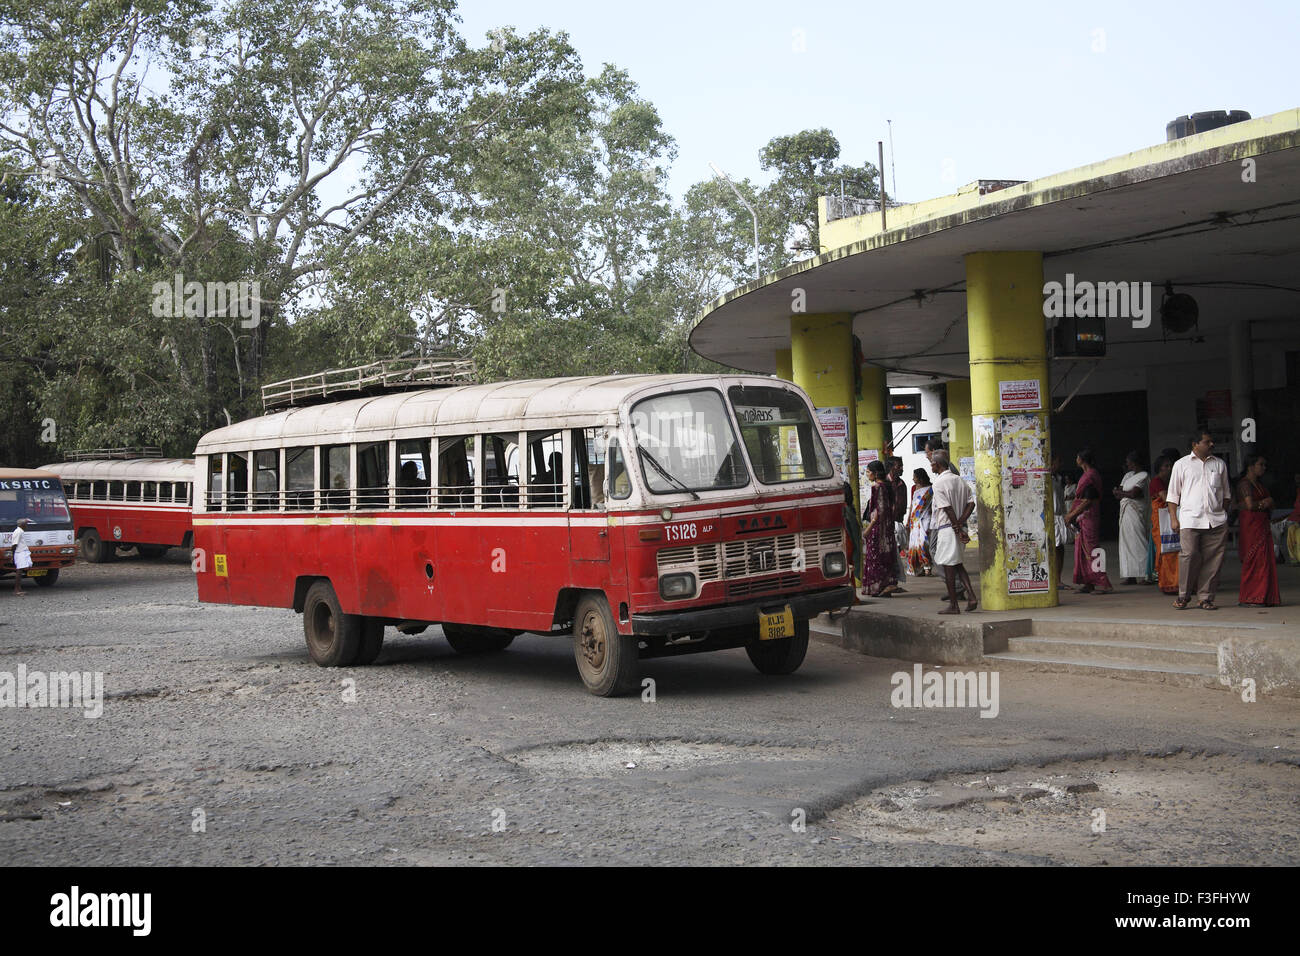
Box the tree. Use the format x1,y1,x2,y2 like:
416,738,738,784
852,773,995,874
759,128,880,258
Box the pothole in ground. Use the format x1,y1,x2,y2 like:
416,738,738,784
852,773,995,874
825,752,1300,865
506,739,820,777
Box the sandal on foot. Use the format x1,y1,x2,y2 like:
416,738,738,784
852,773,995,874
1173,597,1190,610
1199,600,1218,611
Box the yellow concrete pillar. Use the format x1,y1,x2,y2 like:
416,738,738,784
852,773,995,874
945,380,973,465
855,365,889,468
790,314,858,507
965,251,1055,611
774,349,793,382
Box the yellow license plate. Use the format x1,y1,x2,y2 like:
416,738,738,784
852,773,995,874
26,569,47,577
758,606,794,641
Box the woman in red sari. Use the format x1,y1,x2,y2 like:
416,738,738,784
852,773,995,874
1064,449,1113,593
860,460,901,597
1148,456,1179,594
1237,454,1281,607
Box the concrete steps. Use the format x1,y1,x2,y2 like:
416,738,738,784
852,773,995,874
982,618,1231,689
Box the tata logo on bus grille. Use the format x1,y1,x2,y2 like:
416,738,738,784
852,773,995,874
736,513,788,535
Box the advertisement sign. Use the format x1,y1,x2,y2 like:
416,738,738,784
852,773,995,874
815,406,851,481
998,379,1042,412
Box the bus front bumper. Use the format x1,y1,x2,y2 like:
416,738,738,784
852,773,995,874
630,585,854,637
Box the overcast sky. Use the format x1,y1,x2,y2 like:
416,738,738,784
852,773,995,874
458,0,1299,205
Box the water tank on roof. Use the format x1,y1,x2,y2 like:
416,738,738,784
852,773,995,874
1166,110,1252,141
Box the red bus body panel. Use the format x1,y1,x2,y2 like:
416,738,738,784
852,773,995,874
70,503,192,550
193,490,848,635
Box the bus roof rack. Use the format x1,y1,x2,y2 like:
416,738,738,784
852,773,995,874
68,447,163,460
261,356,476,411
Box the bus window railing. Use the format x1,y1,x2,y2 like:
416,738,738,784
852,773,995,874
204,481,583,512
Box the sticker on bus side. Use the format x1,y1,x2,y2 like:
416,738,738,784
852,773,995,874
214,554,228,577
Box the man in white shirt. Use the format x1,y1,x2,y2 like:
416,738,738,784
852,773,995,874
7,517,32,596
1165,431,1232,610
930,452,976,614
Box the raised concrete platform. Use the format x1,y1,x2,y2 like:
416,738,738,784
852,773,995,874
813,542,1300,697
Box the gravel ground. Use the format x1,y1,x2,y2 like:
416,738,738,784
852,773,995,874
1,554,1297,866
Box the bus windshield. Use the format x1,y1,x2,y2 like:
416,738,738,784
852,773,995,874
0,479,72,530
629,389,748,494
727,384,834,483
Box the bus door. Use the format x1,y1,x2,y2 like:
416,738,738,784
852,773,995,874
569,427,610,563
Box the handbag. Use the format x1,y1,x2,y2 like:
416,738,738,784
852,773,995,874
1158,509,1181,554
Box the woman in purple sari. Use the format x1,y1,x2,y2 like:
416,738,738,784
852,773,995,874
860,460,901,597
1064,449,1113,593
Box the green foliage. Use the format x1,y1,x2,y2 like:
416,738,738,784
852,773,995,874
0,1,874,466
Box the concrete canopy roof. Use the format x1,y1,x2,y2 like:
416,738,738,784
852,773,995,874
690,109,1300,388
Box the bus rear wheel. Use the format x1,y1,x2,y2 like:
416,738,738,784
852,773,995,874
354,619,385,665
302,580,361,667
745,619,810,675
572,595,639,697
443,623,514,654
35,569,59,587
81,530,115,563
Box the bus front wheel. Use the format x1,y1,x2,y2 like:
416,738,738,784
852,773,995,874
302,580,361,667
745,619,810,676
81,530,115,563
572,595,639,697
35,569,59,587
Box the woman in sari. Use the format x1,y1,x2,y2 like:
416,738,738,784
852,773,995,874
1065,449,1113,593
1148,456,1179,594
860,460,900,597
906,468,933,576
1237,454,1281,607
1112,451,1149,585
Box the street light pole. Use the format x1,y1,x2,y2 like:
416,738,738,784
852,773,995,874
710,162,761,281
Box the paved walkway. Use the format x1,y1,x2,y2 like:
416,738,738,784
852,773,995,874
850,539,1299,635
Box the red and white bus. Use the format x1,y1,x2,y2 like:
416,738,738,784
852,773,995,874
1,468,77,586
44,459,195,562
192,374,852,695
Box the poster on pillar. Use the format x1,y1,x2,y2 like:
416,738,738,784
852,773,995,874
998,413,1051,594
858,448,880,499
815,407,851,481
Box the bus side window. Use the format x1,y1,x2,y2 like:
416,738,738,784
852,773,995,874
526,430,563,508
110,480,124,502
285,447,313,510
571,429,594,510
227,453,249,511
93,480,107,501
254,450,278,510
321,445,349,511
482,434,519,508
357,442,389,509
397,439,432,509
607,439,631,500
435,437,471,508
175,482,189,505
206,456,224,510
125,481,141,502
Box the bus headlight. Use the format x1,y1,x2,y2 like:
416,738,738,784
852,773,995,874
822,551,847,577
659,572,696,600
60,547,76,554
